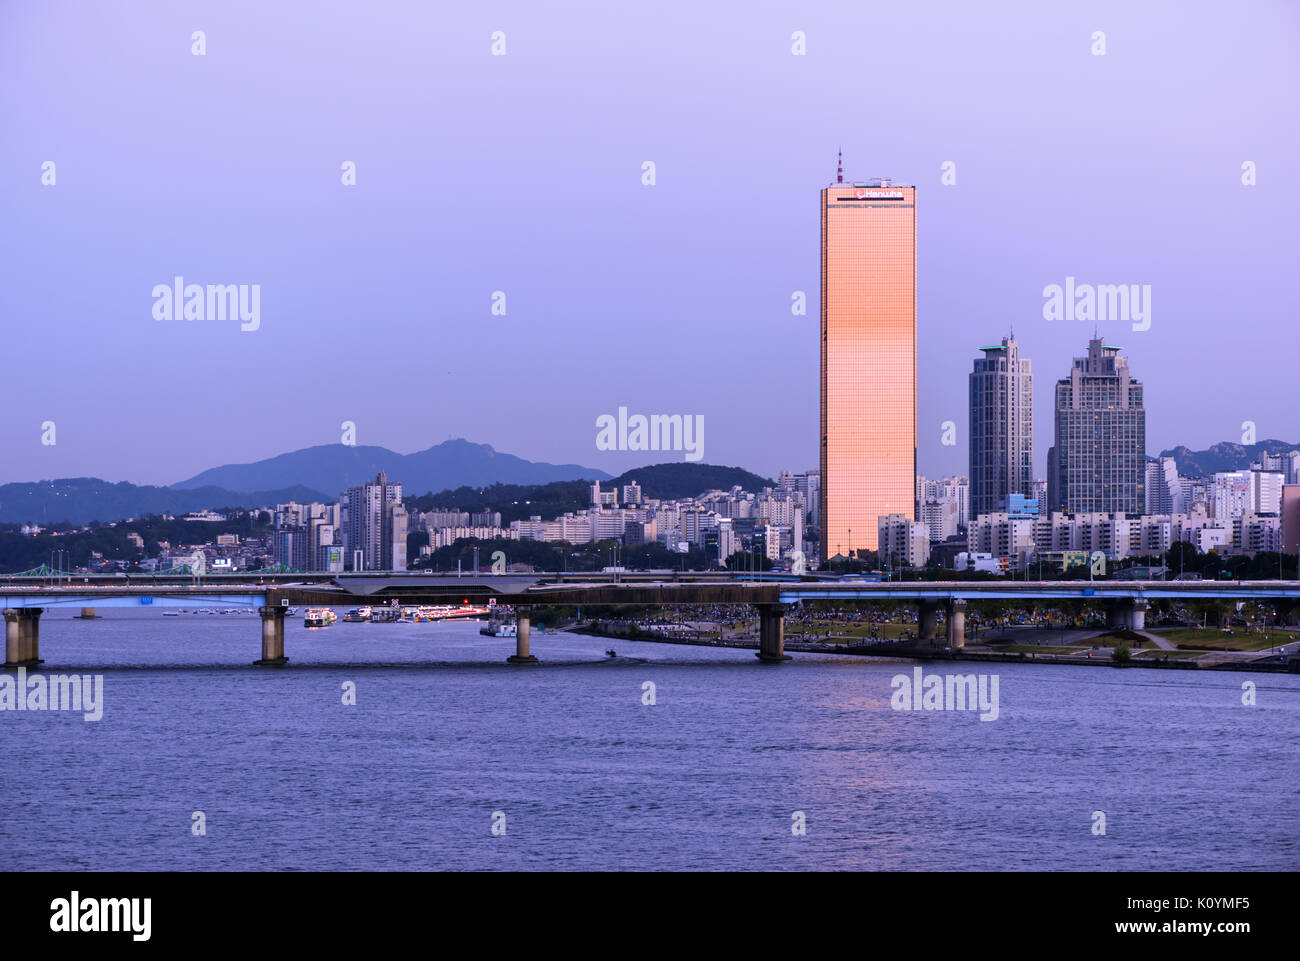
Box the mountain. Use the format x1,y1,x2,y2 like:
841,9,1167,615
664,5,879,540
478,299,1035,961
408,464,779,524
172,439,612,496
0,478,330,526
1158,439,1300,477
408,480,595,525
609,463,776,500
0,453,768,527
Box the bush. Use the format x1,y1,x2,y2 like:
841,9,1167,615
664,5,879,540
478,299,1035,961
1112,645,1131,664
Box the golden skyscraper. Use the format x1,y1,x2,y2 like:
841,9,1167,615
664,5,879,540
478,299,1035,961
819,158,917,562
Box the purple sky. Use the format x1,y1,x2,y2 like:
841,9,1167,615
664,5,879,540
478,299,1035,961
2,0,1296,487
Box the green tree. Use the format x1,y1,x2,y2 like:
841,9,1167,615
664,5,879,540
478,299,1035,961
1165,541,1199,575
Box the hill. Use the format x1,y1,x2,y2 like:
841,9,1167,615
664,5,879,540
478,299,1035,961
0,478,330,526
407,480,594,525
407,463,777,524
1158,439,1300,477
609,463,775,500
172,439,611,496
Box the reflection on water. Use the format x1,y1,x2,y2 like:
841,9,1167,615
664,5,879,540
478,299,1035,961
2,610,1297,870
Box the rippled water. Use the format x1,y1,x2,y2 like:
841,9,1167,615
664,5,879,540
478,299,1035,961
2,609,1297,871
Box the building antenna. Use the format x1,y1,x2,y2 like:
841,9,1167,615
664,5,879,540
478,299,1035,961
837,148,843,184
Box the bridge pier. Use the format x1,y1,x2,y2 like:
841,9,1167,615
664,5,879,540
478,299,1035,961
756,603,790,662
4,608,44,668
254,606,288,666
76,607,99,619
1106,599,1147,631
1129,599,1147,630
1106,603,1125,629
5,610,22,666
507,611,538,663
946,599,966,649
918,601,940,644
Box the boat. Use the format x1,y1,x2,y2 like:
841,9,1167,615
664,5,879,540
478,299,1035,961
481,619,517,637
304,608,338,628
343,606,372,623
163,611,180,616
370,607,400,623
408,604,492,622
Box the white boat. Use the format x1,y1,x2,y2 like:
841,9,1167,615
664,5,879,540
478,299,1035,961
304,608,338,628
343,606,373,622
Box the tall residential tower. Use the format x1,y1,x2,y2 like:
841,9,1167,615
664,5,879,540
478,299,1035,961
969,336,1033,520
819,158,917,561
341,472,408,572
1046,338,1146,514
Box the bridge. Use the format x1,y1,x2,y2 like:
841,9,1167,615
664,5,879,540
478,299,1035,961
3,572,1299,666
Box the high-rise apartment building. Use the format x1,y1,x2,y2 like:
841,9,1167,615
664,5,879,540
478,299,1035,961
1211,469,1285,519
273,501,339,572
819,158,917,560
1046,338,1145,514
969,336,1033,521
878,514,929,569
1145,456,1184,515
1256,450,1300,486
341,472,408,571
1282,486,1300,555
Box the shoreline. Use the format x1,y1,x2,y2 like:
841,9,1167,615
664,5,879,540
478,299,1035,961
568,624,1300,674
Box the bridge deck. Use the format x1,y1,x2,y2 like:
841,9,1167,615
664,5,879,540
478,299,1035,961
2,576,1299,610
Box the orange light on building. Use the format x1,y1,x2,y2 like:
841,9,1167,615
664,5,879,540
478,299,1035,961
819,164,917,561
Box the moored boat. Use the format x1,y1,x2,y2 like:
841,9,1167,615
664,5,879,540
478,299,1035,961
304,608,338,628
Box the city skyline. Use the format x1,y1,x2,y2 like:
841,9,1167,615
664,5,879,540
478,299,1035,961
4,0,1299,900
3,1,1296,488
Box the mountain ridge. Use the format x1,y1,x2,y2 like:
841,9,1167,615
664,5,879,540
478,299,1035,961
0,478,330,526
172,438,612,495
1157,438,1299,477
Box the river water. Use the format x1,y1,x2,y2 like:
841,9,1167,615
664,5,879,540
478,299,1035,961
2,609,1296,870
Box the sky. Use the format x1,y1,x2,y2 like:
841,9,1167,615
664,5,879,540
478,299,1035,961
1,0,1296,487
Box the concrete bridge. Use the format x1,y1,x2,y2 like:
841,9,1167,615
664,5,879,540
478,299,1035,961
3,572,1298,667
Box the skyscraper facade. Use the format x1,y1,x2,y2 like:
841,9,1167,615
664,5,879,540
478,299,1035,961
1145,455,1184,515
1047,338,1146,514
341,472,408,571
969,336,1033,521
819,162,917,561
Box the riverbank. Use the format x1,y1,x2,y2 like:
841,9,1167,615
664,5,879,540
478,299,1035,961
568,623,1300,673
